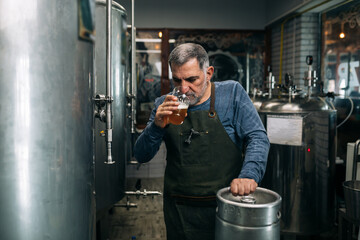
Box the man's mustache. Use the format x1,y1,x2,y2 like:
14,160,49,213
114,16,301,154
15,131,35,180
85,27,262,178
185,91,196,98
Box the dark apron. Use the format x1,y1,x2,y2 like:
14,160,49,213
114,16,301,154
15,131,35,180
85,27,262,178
163,83,243,240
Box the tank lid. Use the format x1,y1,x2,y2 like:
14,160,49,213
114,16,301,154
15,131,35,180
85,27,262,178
259,97,334,112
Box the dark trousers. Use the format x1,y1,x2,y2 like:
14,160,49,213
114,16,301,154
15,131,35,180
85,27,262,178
163,196,217,240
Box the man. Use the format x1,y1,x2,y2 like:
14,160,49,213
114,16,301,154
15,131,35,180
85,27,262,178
134,43,269,240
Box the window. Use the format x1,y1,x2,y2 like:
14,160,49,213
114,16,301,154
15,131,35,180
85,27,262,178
321,2,360,97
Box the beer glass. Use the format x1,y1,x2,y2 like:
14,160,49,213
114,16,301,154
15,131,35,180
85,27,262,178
168,86,190,125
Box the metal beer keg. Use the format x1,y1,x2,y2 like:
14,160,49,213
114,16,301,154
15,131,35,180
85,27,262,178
215,187,282,240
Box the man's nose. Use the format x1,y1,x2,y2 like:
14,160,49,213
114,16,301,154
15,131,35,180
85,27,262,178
179,81,190,93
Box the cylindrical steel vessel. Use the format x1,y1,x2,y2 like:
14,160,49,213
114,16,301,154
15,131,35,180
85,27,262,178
343,180,360,221
215,187,282,240
0,1,95,239
94,0,128,211
343,140,360,222
259,96,337,235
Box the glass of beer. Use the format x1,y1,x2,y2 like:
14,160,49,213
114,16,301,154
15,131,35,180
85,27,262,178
168,86,190,125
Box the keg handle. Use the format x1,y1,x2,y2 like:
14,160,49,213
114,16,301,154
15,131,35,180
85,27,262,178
352,139,360,180
240,195,256,204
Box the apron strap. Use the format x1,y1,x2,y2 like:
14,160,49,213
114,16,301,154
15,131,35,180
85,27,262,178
208,82,216,118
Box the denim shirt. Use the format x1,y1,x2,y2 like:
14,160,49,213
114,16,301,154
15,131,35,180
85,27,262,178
134,80,270,183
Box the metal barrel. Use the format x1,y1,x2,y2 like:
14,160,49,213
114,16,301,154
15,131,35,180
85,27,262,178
215,187,282,240
0,1,95,239
94,0,128,211
259,96,337,235
343,139,360,222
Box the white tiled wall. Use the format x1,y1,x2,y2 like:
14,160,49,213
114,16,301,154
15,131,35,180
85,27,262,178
126,141,167,178
271,13,320,88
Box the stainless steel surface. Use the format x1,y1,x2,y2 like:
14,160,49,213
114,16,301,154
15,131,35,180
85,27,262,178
94,0,128,210
343,180,360,221
215,216,281,240
346,142,360,181
105,0,114,164
246,52,250,93
304,63,318,98
0,1,95,239
215,187,281,240
124,190,162,197
250,68,273,111
259,96,337,235
251,93,268,111
265,68,275,99
343,139,360,222
130,0,137,134
352,140,360,180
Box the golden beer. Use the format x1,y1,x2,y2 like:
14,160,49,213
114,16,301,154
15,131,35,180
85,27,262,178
168,104,188,125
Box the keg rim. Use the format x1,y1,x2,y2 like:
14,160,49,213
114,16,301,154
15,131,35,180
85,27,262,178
217,187,282,208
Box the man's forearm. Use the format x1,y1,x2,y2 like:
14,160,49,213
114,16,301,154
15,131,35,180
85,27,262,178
239,131,270,183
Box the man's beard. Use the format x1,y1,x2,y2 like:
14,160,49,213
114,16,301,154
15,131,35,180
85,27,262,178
187,80,209,106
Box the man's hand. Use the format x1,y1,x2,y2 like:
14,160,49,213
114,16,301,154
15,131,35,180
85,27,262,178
230,178,258,196
154,95,179,128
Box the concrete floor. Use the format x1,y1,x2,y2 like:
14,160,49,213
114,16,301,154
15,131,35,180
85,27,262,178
109,177,166,240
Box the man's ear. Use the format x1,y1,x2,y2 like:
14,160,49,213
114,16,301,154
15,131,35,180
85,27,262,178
207,66,214,81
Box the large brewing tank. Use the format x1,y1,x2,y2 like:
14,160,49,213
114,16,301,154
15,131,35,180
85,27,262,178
0,1,95,239
94,0,129,212
259,94,337,236
215,187,282,240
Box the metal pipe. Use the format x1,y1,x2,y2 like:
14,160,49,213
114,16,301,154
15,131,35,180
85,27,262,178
124,190,162,197
246,52,250,93
105,0,114,164
267,73,274,99
130,0,137,134
307,64,313,99
265,65,274,99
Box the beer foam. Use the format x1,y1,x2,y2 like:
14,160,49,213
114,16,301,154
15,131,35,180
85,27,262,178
178,103,188,109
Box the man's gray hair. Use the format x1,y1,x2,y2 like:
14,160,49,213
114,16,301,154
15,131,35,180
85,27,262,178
168,43,209,71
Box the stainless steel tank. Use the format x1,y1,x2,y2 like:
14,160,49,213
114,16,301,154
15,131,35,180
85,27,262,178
215,187,282,240
343,139,360,222
259,95,337,236
94,0,128,211
0,1,95,239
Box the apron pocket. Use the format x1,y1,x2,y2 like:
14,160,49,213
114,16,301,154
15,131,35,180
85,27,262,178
180,129,210,166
